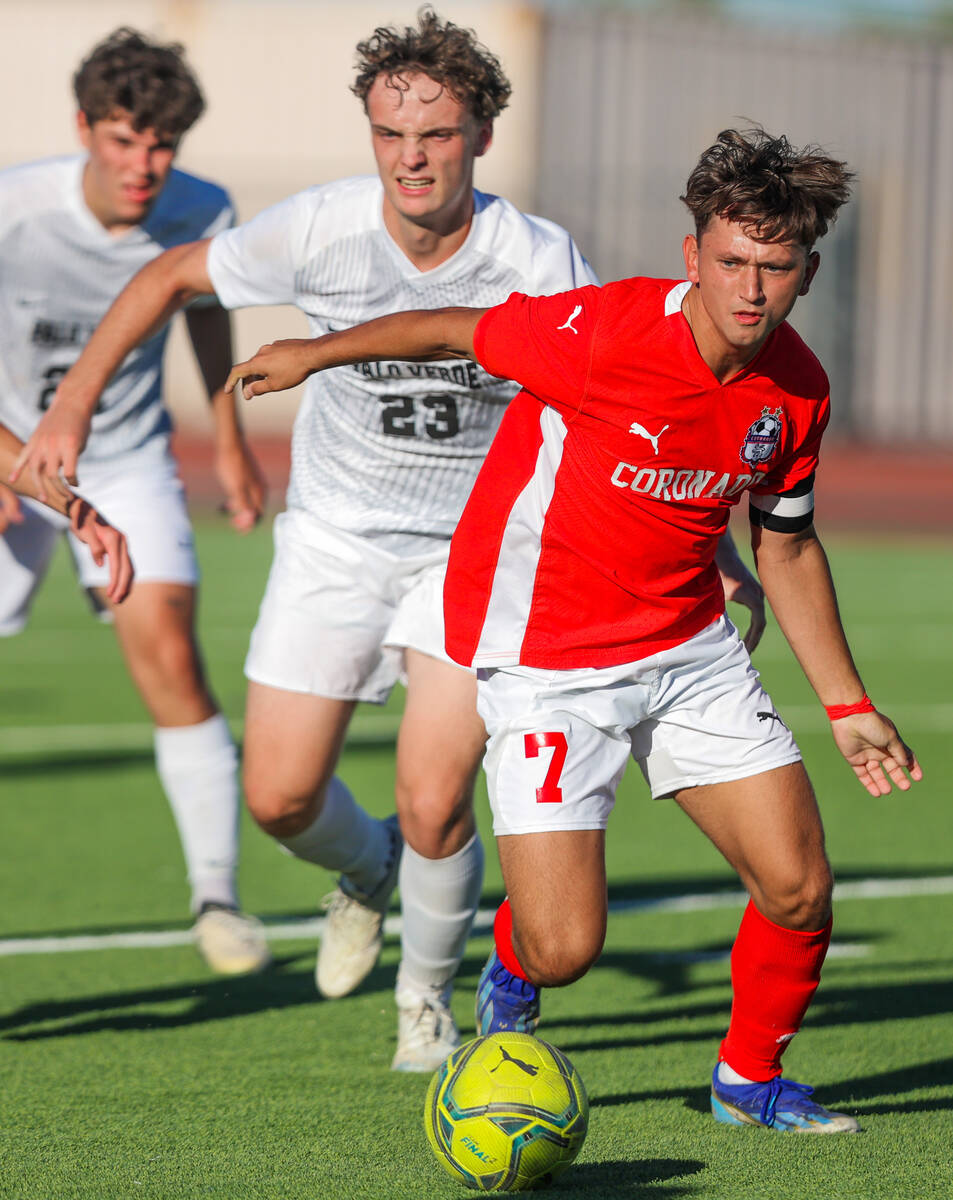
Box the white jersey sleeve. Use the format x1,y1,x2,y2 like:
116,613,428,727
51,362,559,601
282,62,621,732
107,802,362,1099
207,189,314,309
0,157,234,465
208,176,596,545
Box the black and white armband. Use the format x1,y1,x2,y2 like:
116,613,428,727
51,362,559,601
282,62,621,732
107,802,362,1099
749,472,815,533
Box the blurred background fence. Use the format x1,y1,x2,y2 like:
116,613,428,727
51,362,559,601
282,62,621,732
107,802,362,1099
2,0,952,451
536,7,953,442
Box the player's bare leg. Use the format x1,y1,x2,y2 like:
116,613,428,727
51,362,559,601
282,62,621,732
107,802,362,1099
675,762,859,1132
675,762,832,932
243,681,400,998
498,829,607,985
476,828,606,1037
390,650,487,1071
104,580,269,975
243,682,355,836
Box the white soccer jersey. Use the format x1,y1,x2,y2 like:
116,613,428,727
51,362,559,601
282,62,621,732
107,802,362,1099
0,155,233,464
207,175,596,541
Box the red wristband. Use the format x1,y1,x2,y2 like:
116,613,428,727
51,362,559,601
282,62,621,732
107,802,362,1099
824,695,875,721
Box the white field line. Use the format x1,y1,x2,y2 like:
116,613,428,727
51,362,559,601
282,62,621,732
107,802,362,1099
2,704,953,757
0,713,402,754
2,874,951,960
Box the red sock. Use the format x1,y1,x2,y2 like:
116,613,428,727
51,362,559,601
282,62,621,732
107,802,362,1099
494,899,531,982
719,899,831,1081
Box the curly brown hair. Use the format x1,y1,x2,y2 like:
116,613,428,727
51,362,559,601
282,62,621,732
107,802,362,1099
73,27,204,138
352,7,511,123
682,127,853,246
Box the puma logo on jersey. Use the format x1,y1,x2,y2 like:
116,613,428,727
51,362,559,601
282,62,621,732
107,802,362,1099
556,304,582,334
757,711,786,727
628,422,669,455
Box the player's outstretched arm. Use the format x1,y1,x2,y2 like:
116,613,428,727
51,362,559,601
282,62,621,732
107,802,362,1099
225,307,487,400
10,239,216,497
0,423,134,603
185,303,267,533
714,526,766,652
752,522,922,796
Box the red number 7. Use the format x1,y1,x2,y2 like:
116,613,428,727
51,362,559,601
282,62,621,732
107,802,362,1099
523,731,568,803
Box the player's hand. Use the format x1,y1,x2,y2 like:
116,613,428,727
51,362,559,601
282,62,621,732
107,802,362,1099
0,482,23,533
215,437,267,533
719,560,767,653
9,396,93,500
830,709,923,796
225,339,317,400
67,495,135,604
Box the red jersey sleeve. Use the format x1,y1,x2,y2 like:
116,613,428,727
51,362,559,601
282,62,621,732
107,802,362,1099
473,286,602,419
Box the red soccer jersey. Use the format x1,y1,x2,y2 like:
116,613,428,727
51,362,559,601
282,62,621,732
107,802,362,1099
443,277,830,669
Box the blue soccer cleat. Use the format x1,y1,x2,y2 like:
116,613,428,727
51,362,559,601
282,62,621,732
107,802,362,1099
710,1066,860,1133
475,949,541,1036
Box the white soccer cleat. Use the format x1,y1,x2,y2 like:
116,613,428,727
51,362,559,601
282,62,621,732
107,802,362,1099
391,984,461,1073
193,905,272,976
315,815,402,999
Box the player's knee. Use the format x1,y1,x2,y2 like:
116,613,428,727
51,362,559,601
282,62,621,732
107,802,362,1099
142,632,206,696
244,771,319,838
761,862,834,931
396,777,473,858
516,921,604,988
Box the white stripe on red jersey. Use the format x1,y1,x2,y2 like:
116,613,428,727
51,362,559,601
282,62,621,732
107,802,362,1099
475,405,569,663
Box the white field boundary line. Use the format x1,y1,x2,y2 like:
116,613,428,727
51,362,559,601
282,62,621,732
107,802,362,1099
2,874,951,960
2,704,952,757
0,713,403,755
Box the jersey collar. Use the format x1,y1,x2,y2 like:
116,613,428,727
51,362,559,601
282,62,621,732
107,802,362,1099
665,278,776,388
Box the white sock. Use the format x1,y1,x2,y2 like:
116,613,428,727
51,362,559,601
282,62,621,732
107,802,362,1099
397,834,485,995
279,776,393,897
154,713,239,914
717,1061,757,1086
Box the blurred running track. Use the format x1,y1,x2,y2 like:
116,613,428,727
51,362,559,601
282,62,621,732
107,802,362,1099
174,435,953,535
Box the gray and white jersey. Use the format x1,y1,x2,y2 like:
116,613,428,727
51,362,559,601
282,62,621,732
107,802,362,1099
207,175,596,542
0,155,233,465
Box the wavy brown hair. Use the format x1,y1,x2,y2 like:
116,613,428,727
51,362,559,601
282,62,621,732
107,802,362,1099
73,27,204,138
352,7,511,123
682,127,853,246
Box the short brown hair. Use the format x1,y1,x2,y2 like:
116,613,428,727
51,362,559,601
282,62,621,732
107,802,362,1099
352,6,511,123
73,27,204,139
682,127,853,246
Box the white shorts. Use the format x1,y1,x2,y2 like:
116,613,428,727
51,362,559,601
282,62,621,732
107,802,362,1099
0,449,197,636
244,507,460,702
477,615,802,836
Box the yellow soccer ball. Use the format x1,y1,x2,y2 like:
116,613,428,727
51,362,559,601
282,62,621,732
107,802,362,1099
424,1033,589,1192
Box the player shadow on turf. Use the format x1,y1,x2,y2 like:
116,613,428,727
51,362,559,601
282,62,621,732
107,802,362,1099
549,1157,705,1197
464,929,881,1016
591,1053,953,1122
820,1055,953,1117
0,749,156,778
549,962,950,1045
0,952,398,1041
1,906,342,942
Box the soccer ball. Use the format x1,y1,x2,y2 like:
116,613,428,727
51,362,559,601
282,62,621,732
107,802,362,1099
424,1033,589,1192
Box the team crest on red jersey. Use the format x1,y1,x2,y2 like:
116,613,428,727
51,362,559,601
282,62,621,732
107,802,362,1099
740,406,783,470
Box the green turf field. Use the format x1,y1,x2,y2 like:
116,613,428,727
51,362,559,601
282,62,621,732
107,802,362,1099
1,515,950,1199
